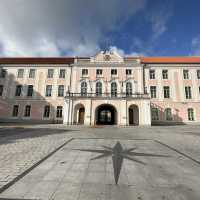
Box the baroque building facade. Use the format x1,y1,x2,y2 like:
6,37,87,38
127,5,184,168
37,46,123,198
0,50,200,126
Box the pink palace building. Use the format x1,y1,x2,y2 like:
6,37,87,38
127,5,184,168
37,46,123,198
0,50,200,126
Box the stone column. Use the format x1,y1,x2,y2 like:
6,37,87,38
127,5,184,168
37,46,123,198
140,100,151,125
84,99,92,125
120,99,127,126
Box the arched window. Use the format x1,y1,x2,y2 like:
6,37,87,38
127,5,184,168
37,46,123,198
81,82,87,96
126,82,132,96
96,82,102,96
165,108,172,121
111,82,117,97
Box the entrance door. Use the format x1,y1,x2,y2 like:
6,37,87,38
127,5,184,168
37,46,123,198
129,108,134,125
78,107,85,124
129,105,139,125
96,104,117,125
99,110,112,124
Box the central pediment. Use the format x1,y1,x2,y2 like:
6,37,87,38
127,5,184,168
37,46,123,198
90,50,124,63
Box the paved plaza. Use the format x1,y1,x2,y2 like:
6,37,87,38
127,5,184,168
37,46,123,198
0,124,200,199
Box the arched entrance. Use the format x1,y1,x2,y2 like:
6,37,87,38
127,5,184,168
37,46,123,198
74,104,85,124
129,105,139,125
95,104,117,125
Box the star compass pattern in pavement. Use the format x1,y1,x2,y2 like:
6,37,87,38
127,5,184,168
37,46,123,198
73,141,170,184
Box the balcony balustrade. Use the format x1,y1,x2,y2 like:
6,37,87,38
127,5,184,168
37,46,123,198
65,92,150,99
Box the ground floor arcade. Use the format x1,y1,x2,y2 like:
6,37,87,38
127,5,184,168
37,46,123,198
63,98,151,126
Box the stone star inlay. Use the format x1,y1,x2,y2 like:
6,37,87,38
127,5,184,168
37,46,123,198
73,141,170,184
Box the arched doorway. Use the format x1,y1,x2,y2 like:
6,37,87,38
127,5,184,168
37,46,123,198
74,104,85,124
129,105,139,125
95,104,117,125
78,107,85,124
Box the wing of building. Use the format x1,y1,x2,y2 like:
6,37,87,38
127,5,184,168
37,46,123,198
0,50,200,126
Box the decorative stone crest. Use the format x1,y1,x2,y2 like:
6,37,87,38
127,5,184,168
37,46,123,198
91,50,124,63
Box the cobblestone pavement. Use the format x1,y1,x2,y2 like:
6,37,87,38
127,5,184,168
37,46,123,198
0,124,200,195
0,127,73,190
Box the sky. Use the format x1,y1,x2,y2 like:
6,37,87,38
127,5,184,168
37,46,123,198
0,0,200,57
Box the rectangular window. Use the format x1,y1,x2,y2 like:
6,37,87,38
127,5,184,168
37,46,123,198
15,85,22,96
27,85,33,97
151,108,159,120
59,69,66,78
96,69,103,75
164,86,170,98
82,69,88,76
111,69,117,75
17,69,24,78
43,105,50,118
12,105,19,117
24,105,31,117
56,106,63,118
0,69,7,78
149,70,155,79
188,108,194,121
183,70,189,79
162,70,168,79
47,69,54,78
126,69,132,75
165,108,172,121
58,85,64,97
46,85,52,97
185,86,192,99
197,70,200,79
0,85,3,96
150,86,156,98
29,69,36,78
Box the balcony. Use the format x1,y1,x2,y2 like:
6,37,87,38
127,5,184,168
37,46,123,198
65,92,150,99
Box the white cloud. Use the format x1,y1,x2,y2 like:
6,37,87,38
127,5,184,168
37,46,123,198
127,3,173,56
147,3,173,40
0,0,146,57
191,36,200,55
109,46,125,56
149,13,169,40
109,45,145,56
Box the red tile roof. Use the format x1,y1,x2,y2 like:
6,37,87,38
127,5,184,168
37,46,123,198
0,56,200,64
141,57,200,64
0,57,74,64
